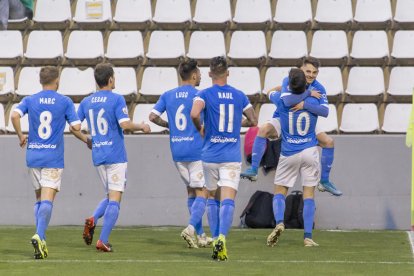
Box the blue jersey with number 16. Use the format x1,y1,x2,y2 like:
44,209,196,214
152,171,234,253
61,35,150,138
152,85,203,162
78,90,130,166
15,90,80,168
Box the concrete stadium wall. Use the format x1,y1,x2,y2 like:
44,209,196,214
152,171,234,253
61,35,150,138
0,135,410,230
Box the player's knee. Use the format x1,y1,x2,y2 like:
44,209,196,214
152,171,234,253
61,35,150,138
318,133,334,148
258,123,273,138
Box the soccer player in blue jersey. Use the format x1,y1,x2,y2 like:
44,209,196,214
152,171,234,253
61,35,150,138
11,66,82,259
149,59,212,248
72,63,150,252
266,69,329,247
241,58,342,196
191,56,257,261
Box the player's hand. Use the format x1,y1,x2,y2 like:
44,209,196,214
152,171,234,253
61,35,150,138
86,137,92,150
274,85,282,92
291,101,304,112
19,134,27,148
141,122,151,133
311,90,321,99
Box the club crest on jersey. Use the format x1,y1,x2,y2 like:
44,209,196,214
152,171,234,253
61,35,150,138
229,170,236,180
122,107,128,115
197,172,204,180
111,174,119,183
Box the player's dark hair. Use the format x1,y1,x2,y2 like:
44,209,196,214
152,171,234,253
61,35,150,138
178,59,198,81
210,56,228,76
94,63,114,88
302,57,320,69
39,66,59,85
289,68,307,94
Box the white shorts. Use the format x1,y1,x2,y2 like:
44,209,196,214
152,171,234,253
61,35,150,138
96,163,127,193
175,161,205,188
272,118,323,137
30,168,63,191
274,146,320,188
203,162,241,191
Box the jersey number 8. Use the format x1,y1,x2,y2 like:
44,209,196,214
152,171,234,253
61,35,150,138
38,111,52,140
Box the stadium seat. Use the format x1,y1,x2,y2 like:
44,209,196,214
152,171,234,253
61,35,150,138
382,104,412,133
187,31,226,65
0,104,5,133
133,104,168,133
274,0,312,29
258,103,276,126
309,31,348,66
228,31,267,65
193,0,232,29
58,67,95,98
113,67,138,100
316,104,338,133
316,67,343,97
16,67,42,96
345,67,384,101
0,67,15,97
0,31,23,65
24,31,63,65
390,31,414,65
387,67,414,97
146,31,185,65
65,31,104,65
7,16,29,30
233,0,272,29
227,67,261,96
105,31,144,65
73,0,112,29
140,67,178,100
32,0,71,29
350,31,389,66
113,0,152,29
7,104,29,133
196,67,211,91
394,0,414,29
339,104,379,133
263,67,292,93
153,0,191,29
268,31,307,66
354,0,392,29
314,0,353,29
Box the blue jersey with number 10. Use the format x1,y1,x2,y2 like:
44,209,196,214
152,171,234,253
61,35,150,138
195,84,251,163
15,90,80,168
78,90,130,166
152,85,203,162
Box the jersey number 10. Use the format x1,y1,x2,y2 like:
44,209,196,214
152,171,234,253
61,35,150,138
288,111,310,136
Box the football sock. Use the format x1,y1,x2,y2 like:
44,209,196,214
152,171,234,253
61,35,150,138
303,198,315,239
187,197,204,235
251,136,267,171
93,198,109,224
189,197,206,233
187,197,195,214
34,201,40,228
99,201,120,243
36,200,53,240
219,199,235,237
207,199,220,238
321,147,334,182
273,194,286,225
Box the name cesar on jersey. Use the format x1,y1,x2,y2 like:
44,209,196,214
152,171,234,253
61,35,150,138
91,96,107,103
39,97,55,104
218,92,233,99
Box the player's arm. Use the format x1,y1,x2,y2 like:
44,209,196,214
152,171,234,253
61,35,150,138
242,106,258,127
292,100,329,117
190,99,204,137
70,127,92,149
11,111,27,148
149,112,168,128
120,120,151,133
265,86,281,98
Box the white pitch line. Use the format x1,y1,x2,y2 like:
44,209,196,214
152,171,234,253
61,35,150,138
408,231,414,257
0,259,413,265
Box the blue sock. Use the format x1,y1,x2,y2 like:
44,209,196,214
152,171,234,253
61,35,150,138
321,147,334,182
99,201,120,243
207,199,220,238
303,198,315,239
34,201,40,228
93,198,109,224
273,194,285,225
251,136,267,171
187,197,195,214
219,199,235,237
36,200,53,240
189,197,206,229
187,197,204,235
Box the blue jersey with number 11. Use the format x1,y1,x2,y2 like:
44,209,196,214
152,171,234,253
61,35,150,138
152,85,203,162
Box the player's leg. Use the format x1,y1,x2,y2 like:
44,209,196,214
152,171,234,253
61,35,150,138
301,147,320,247
29,169,42,229
317,131,342,196
203,162,220,243
96,163,127,252
241,119,279,181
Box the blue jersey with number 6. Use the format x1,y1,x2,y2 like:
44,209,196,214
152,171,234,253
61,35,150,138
78,90,130,166
15,90,80,168
152,85,203,162
195,84,251,163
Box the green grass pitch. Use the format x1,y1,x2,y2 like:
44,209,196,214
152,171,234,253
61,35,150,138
0,226,413,275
